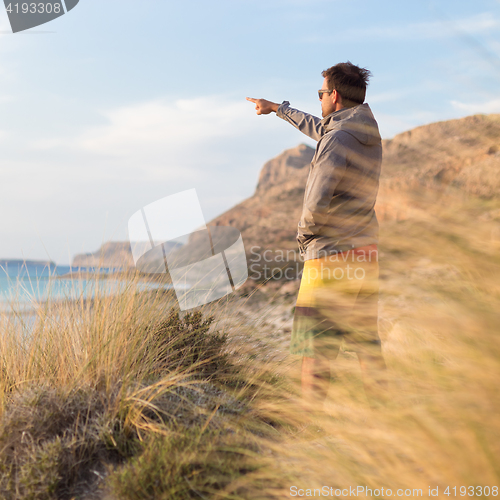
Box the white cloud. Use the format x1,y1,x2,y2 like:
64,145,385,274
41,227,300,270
451,98,500,114
33,95,280,156
302,12,500,42
30,94,289,185
9,93,301,263
72,97,262,155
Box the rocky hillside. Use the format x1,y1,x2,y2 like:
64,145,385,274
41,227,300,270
207,113,500,258
381,113,500,194
205,143,314,254
377,113,500,221
73,113,500,271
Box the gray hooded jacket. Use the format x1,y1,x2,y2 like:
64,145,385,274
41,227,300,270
276,101,382,261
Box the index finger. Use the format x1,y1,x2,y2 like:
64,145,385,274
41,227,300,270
245,97,257,103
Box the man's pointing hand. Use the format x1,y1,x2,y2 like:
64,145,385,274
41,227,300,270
246,97,280,115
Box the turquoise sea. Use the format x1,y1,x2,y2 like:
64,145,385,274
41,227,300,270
0,262,174,312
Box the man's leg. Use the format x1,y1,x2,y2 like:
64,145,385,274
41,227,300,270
301,344,340,403
351,257,388,404
356,345,389,403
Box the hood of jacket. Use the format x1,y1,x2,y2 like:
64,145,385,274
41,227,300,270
320,103,381,146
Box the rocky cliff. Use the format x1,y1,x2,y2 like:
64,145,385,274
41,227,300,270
72,242,135,269
73,113,500,271
207,113,500,259
205,143,314,254
377,113,500,221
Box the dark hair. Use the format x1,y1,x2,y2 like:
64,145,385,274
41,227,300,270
322,61,372,105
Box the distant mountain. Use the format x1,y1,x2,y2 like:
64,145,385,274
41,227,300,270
72,242,135,269
71,241,184,270
0,259,55,268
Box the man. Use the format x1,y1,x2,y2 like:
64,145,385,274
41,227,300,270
246,61,387,404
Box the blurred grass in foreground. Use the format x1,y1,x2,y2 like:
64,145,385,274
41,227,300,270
247,187,500,498
0,187,499,499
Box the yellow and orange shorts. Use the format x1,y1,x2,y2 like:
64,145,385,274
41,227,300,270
290,244,382,359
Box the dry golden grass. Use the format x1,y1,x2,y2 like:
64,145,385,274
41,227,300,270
233,187,500,499
0,277,282,499
0,186,499,499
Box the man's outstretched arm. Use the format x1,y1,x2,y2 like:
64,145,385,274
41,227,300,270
246,97,324,141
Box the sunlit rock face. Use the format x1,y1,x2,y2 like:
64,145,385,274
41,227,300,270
71,113,500,271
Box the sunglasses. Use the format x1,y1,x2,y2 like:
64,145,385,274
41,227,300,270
318,89,333,99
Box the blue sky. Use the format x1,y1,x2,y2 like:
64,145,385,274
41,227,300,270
0,0,499,264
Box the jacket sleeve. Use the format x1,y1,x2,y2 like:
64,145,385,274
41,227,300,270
276,101,324,142
299,135,347,237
